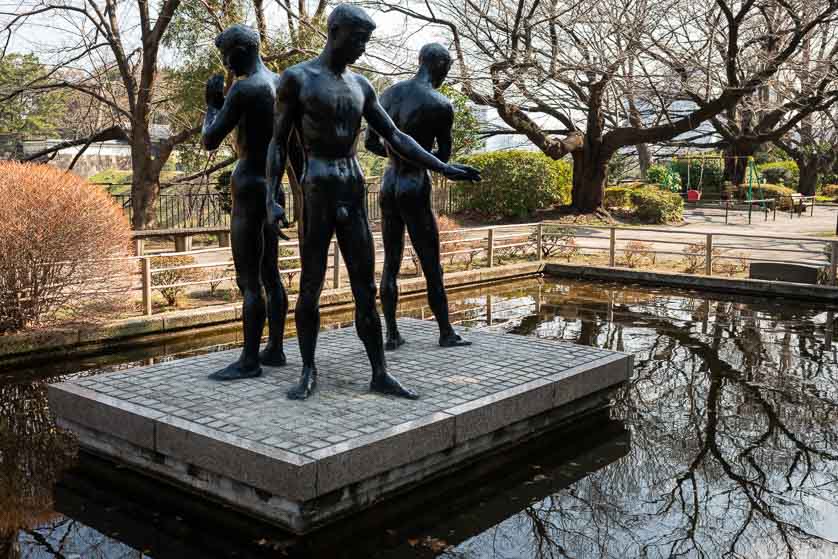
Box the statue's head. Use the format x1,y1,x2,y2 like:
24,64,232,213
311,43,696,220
215,25,260,77
327,4,376,65
418,43,452,89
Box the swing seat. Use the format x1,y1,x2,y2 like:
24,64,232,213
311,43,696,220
687,189,702,202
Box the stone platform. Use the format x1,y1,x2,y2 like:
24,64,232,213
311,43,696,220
48,318,631,534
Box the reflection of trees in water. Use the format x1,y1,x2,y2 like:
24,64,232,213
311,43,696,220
468,284,838,558
0,375,77,558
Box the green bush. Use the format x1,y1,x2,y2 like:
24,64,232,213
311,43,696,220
646,164,682,193
737,183,797,210
603,186,636,208
646,165,668,185
456,151,571,218
672,157,724,193
758,161,798,188
629,187,684,224
821,184,838,199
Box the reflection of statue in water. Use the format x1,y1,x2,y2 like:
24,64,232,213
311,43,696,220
202,25,291,380
268,4,481,401
365,43,471,351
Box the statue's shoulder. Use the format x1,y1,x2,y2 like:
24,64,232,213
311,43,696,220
280,62,308,82
350,70,373,89
430,88,454,111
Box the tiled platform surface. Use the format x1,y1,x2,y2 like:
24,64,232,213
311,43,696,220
49,318,631,534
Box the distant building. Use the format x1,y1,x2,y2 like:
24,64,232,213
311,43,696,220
1,124,181,178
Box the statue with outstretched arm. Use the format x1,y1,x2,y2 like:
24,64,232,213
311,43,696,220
365,43,471,351
268,4,481,401
201,25,292,381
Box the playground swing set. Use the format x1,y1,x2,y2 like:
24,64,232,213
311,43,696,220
660,154,765,202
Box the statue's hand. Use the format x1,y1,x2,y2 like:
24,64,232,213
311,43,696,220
268,202,291,241
442,163,481,182
206,75,225,109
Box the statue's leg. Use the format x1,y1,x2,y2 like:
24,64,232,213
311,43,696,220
404,203,471,348
336,205,418,399
259,222,288,366
287,196,334,400
379,189,406,350
210,205,265,380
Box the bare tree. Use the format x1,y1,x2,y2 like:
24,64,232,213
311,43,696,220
1,0,192,229
674,10,838,189
776,109,838,195
363,0,838,215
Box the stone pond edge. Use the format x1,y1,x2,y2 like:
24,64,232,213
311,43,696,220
5,260,838,360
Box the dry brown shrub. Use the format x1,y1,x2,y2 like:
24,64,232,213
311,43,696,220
620,240,655,268
681,243,706,273
151,254,205,306
680,244,747,275
0,162,133,332
531,225,579,260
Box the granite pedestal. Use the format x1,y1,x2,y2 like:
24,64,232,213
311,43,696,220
48,318,631,534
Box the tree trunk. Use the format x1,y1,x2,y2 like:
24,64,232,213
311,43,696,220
722,145,754,186
570,142,610,213
797,158,819,196
130,131,165,230
637,143,651,180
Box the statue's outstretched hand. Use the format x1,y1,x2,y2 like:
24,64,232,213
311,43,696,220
442,163,481,182
206,75,225,109
268,202,291,241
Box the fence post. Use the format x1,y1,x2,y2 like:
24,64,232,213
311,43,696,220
811,196,816,216
536,223,544,261
748,201,753,224
488,228,495,268
725,201,729,224
332,239,341,288
142,256,153,316
831,241,837,286
773,199,777,221
609,227,616,267
705,233,713,276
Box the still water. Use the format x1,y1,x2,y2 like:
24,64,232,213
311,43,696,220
2,278,838,558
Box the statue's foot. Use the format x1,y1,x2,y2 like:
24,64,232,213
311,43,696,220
287,367,317,400
209,360,262,381
370,372,419,400
439,331,472,348
259,345,287,367
384,332,406,351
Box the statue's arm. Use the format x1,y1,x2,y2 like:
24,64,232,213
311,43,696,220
202,77,242,151
361,77,450,173
267,71,300,215
432,104,455,163
364,92,390,157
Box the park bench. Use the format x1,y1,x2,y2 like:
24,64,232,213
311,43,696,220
132,226,230,255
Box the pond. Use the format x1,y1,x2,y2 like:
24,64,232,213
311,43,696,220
2,278,837,558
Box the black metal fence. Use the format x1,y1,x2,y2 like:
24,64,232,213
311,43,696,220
111,178,467,230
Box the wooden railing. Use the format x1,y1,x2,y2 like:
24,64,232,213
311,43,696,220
134,222,838,315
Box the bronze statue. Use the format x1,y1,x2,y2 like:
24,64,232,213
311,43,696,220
267,5,481,401
365,43,471,351
202,25,290,380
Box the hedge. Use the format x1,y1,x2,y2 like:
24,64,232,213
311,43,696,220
603,184,683,223
603,185,639,208
821,184,838,199
455,151,572,218
757,161,799,188
629,188,684,223
737,182,797,210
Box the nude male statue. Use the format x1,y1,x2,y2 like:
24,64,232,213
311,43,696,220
202,25,293,380
267,5,481,401
365,43,471,351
